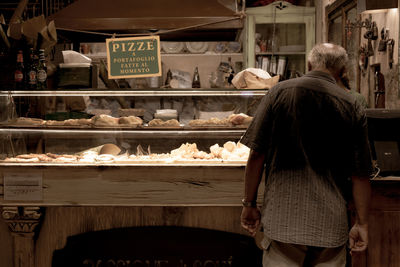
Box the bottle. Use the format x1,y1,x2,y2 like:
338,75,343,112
27,48,38,90
165,69,172,87
14,50,25,90
192,67,201,88
37,49,47,90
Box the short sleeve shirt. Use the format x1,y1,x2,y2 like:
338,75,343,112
241,71,373,247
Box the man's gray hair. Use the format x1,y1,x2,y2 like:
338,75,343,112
308,43,348,74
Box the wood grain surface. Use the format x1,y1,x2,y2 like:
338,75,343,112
0,165,264,206
34,206,248,267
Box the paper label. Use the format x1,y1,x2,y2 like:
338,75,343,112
4,173,43,201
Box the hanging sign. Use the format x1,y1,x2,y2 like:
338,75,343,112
106,35,161,79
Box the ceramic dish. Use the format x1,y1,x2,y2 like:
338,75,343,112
227,42,241,53
161,42,185,53
214,42,227,53
185,42,209,53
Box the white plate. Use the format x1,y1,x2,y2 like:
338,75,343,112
161,42,185,53
185,42,209,53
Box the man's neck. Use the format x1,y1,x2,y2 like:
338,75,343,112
311,68,339,82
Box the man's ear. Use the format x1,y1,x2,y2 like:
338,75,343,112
307,61,312,71
339,67,346,77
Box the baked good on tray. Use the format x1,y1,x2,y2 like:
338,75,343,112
188,117,231,127
118,116,143,126
227,113,253,126
92,114,119,126
13,117,46,126
148,119,180,127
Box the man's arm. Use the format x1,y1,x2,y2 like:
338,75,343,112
349,176,371,253
241,149,265,236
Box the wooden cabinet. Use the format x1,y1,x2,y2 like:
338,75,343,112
352,179,400,267
244,1,315,78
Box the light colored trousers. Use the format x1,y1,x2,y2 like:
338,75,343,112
263,239,346,267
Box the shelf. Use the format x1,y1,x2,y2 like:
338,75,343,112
0,162,246,167
161,53,243,57
255,52,306,56
0,89,268,97
0,128,246,138
86,53,243,59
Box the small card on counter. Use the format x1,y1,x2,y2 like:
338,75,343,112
4,173,43,201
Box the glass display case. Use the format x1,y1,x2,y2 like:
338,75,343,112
0,89,265,166
245,1,315,79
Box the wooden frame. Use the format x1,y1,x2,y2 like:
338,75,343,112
326,0,357,48
326,0,361,92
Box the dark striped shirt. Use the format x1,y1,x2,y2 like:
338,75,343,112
241,71,373,247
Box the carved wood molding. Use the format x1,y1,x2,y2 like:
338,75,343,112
2,206,42,233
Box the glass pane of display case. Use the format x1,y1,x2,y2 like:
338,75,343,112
0,93,263,165
255,23,306,78
345,7,359,92
328,15,343,46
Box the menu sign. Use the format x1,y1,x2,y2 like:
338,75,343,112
4,172,43,201
106,36,161,79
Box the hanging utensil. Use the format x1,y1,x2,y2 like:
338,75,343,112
387,39,395,69
378,28,387,52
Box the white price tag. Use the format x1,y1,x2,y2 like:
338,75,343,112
4,173,43,201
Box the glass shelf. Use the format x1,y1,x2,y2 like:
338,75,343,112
0,128,246,138
0,89,268,97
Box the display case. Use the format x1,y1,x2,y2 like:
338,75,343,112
245,1,315,78
0,88,267,267
0,89,265,167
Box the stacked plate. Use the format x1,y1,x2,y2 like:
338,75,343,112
185,42,209,53
161,42,185,53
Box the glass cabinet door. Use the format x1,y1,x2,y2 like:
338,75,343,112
245,1,315,78
254,23,306,78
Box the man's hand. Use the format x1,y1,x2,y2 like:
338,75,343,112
241,206,261,237
349,223,368,254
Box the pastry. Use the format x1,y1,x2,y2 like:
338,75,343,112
148,119,180,127
163,119,180,127
223,141,236,152
63,119,81,126
148,118,164,126
99,144,121,156
14,117,45,126
45,120,65,126
92,114,119,126
193,151,214,160
228,113,253,126
210,144,224,158
118,116,143,126
188,117,231,127
77,118,93,126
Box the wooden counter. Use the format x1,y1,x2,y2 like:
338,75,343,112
352,177,400,267
0,164,263,267
1,165,399,267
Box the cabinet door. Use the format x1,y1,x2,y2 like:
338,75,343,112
253,22,307,78
245,3,315,73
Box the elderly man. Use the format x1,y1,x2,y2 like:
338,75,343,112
240,43,372,266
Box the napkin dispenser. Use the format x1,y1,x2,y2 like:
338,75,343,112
57,63,97,88
57,50,97,88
